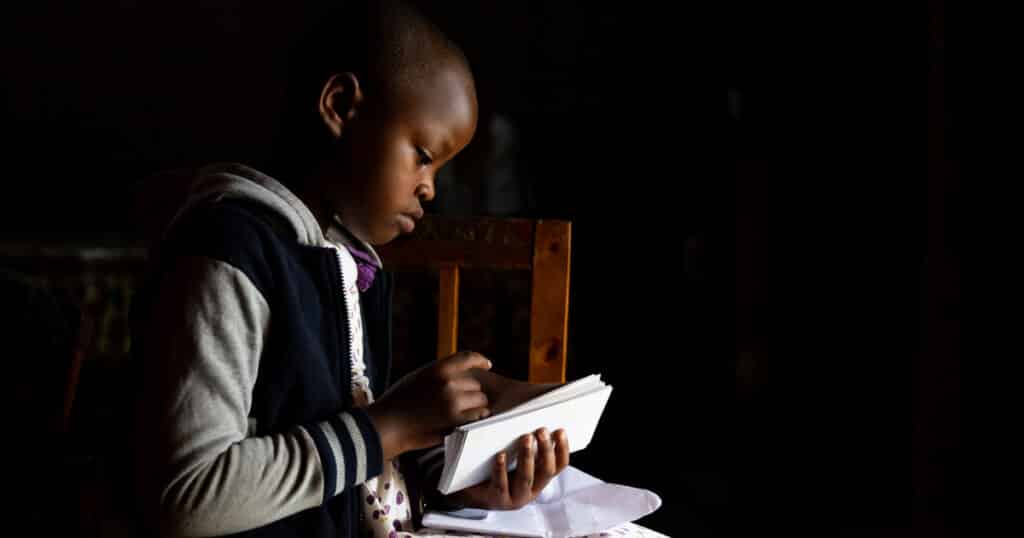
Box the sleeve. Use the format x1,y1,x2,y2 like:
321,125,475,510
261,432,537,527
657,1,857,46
135,255,383,537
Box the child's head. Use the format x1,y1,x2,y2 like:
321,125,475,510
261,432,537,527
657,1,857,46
272,0,478,245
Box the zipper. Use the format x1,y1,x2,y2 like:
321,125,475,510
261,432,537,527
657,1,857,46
331,247,358,400
332,246,367,531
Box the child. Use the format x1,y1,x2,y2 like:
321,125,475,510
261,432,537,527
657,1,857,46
132,1,569,537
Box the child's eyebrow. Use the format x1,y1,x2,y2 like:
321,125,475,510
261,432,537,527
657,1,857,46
429,129,455,159
440,135,455,158
419,120,456,159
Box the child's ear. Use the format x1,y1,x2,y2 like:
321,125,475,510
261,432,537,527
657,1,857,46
318,72,364,139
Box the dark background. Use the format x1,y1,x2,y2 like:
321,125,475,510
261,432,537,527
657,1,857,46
1,1,956,536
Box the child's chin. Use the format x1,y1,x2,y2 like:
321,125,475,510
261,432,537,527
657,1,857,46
373,229,401,245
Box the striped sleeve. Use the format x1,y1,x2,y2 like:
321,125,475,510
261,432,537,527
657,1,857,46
135,256,383,537
304,408,384,500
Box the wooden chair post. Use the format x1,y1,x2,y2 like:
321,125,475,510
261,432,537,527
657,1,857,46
377,217,572,382
528,221,572,383
437,265,460,359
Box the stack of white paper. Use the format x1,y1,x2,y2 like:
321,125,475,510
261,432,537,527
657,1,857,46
437,375,612,495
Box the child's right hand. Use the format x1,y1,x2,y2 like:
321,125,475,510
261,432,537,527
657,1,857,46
367,351,493,459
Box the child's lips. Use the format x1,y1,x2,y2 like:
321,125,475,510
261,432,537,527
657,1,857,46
398,208,424,233
398,213,417,233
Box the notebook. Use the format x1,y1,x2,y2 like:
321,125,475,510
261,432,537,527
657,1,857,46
437,374,613,495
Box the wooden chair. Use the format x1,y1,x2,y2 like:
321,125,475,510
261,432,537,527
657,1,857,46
377,216,572,383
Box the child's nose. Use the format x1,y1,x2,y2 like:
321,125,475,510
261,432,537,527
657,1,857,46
416,178,435,202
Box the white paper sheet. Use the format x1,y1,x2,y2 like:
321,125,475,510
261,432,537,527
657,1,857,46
422,467,662,538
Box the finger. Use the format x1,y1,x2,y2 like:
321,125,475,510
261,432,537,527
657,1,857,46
534,428,557,489
453,408,490,425
492,451,510,500
444,376,484,395
554,429,570,471
451,390,490,424
441,352,492,378
452,391,490,421
511,434,535,500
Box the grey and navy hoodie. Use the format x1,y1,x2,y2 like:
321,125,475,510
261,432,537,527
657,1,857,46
132,163,418,538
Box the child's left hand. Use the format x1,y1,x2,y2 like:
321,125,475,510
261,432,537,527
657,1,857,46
448,427,570,510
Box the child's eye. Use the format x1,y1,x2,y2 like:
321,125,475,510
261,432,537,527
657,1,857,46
416,147,434,166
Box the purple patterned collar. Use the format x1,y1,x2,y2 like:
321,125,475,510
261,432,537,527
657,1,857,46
346,246,378,292
326,217,382,293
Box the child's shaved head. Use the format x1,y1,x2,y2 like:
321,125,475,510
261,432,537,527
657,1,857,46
271,0,475,179
277,2,471,139
362,0,472,103
271,0,478,244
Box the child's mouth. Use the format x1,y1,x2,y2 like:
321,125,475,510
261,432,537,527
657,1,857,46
398,214,416,233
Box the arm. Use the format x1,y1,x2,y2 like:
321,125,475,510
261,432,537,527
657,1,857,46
135,256,383,537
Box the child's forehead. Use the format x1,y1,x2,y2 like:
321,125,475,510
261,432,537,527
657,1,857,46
387,65,477,126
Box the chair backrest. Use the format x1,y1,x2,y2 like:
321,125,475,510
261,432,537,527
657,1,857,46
377,216,571,383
